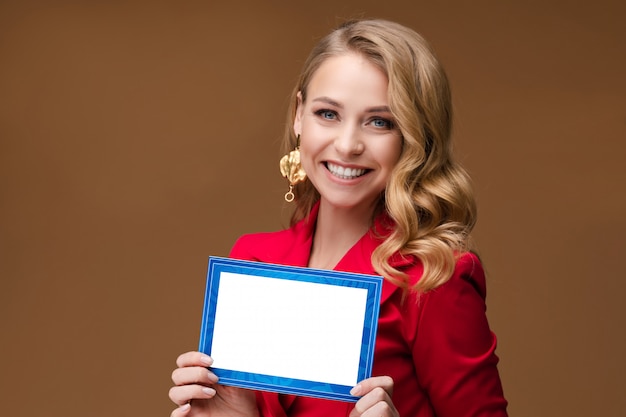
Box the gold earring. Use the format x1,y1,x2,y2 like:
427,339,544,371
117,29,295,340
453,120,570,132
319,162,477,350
279,134,307,202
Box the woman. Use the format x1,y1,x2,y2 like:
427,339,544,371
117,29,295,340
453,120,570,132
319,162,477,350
169,19,508,417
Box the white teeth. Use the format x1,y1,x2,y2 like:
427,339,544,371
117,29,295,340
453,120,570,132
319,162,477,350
327,162,366,179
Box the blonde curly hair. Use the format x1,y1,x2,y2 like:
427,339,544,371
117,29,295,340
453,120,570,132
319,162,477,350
283,19,477,293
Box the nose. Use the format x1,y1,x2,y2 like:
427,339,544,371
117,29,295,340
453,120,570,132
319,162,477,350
333,125,364,156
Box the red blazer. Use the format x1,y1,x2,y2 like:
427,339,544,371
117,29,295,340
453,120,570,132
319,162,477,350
229,204,508,417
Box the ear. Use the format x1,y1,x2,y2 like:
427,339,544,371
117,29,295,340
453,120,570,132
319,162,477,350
293,91,303,136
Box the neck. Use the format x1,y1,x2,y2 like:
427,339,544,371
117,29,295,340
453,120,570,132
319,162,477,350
307,200,377,270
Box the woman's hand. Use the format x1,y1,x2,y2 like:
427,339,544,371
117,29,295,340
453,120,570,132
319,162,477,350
349,376,399,417
169,351,259,417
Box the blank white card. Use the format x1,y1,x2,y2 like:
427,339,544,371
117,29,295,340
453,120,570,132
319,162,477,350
210,271,368,387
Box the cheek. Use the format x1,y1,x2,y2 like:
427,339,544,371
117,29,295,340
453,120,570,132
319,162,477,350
298,143,316,174
299,129,326,161
378,139,403,169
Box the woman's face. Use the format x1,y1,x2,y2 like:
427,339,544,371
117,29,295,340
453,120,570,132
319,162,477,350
294,53,402,214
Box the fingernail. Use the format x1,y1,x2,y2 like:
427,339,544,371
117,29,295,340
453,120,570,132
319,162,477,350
208,370,219,383
350,384,362,396
179,403,190,411
202,387,216,396
200,354,213,366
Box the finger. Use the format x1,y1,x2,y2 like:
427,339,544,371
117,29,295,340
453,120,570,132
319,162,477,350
350,386,391,416
169,384,217,405
176,351,213,368
170,402,191,417
350,399,395,417
172,365,219,386
351,376,394,398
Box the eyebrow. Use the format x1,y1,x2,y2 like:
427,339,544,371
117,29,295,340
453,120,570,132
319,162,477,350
311,96,391,113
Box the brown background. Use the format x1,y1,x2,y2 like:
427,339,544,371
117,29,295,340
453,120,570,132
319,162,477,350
1,1,624,416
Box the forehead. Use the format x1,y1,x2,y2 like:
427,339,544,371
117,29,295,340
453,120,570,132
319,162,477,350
306,53,390,104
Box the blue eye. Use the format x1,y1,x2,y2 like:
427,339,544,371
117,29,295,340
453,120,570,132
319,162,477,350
315,109,337,120
372,118,394,129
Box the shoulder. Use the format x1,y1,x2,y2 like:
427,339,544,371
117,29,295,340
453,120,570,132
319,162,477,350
451,251,487,299
228,216,314,266
402,251,486,299
414,252,492,343
422,252,487,305
229,229,295,261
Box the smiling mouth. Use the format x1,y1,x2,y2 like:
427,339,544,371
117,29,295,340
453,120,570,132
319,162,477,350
325,162,368,180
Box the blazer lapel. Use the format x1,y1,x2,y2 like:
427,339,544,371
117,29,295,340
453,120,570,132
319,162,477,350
334,212,418,305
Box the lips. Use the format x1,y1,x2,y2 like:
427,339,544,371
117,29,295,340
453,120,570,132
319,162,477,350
325,162,368,180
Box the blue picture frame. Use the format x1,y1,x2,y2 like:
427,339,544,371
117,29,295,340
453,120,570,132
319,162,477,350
198,256,383,402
